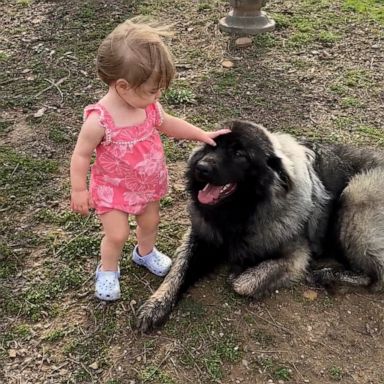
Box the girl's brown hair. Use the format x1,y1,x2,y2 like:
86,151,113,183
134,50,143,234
96,18,175,90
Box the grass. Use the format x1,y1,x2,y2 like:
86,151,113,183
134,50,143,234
139,365,176,383
343,0,384,23
164,87,196,105
0,147,59,210
16,0,31,5
339,96,362,108
273,366,292,381
52,235,101,261
43,329,67,342
203,335,241,380
256,356,293,381
0,243,20,278
0,51,10,61
329,366,343,381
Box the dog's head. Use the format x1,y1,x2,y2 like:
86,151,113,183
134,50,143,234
186,120,293,207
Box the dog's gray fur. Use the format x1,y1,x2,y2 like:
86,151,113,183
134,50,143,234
137,121,384,332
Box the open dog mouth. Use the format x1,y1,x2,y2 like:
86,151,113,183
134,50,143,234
197,183,237,205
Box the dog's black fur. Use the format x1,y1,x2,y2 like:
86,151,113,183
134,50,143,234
136,120,384,331
183,124,292,278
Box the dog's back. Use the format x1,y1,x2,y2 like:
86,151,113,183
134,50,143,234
299,141,384,290
306,142,384,198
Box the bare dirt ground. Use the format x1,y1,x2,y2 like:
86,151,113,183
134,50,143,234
1,0,383,383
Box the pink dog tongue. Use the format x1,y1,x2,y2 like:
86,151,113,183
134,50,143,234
198,183,222,204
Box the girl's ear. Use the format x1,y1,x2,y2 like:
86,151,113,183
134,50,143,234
115,78,130,91
266,155,293,192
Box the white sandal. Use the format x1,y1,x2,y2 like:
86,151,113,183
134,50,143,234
95,264,121,301
132,246,172,277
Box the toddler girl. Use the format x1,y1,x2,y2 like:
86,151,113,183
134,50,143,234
70,18,229,301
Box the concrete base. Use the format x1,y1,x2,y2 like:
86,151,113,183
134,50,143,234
219,10,275,35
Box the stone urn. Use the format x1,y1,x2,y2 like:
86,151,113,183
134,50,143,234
219,0,275,34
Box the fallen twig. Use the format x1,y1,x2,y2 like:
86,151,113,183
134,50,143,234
0,77,23,86
54,228,89,257
34,75,68,101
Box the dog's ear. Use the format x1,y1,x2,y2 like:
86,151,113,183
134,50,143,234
267,155,293,192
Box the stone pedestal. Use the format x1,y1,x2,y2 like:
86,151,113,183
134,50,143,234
219,0,275,35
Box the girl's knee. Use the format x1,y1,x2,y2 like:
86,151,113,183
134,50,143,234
99,210,130,246
105,229,129,246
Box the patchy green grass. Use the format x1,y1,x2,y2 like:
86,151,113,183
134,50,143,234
273,366,292,381
164,87,196,105
329,365,343,381
138,365,176,383
43,328,67,342
0,147,59,210
0,51,10,61
162,137,193,161
339,96,363,108
343,0,384,23
357,125,384,145
51,234,101,261
36,208,97,230
16,267,84,321
16,0,32,6
179,321,242,381
0,243,20,278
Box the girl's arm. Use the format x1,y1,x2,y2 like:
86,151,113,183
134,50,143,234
70,114,105,215
158,112,230,146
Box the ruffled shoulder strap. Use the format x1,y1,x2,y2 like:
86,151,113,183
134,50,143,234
83,104,112,144
147,102,164,128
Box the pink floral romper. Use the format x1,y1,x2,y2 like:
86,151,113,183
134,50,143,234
84,102,168,215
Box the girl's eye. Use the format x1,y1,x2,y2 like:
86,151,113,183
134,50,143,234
150,88,163,95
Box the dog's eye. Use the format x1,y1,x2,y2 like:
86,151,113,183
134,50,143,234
234,150,246,158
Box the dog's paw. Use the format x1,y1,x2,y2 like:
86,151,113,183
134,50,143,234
231,271,277,299
231,274,255,297
136,297,172,332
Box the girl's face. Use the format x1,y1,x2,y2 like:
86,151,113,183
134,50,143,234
116,79,163,109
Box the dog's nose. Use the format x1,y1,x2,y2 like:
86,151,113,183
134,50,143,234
195,161,213,178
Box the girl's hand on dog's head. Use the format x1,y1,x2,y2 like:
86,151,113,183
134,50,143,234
203,129,231,146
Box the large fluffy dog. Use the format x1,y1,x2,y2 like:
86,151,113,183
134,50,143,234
137,120,384,331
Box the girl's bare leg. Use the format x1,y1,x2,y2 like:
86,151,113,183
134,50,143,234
135,201,160,256
99,210,130,270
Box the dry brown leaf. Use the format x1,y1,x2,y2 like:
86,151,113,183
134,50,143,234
303,290,318,301
221,60,234,68
33,107,46,118
89,361,99,370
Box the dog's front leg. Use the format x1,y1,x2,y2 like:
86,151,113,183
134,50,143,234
136,229,214,332
230,240,310,298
